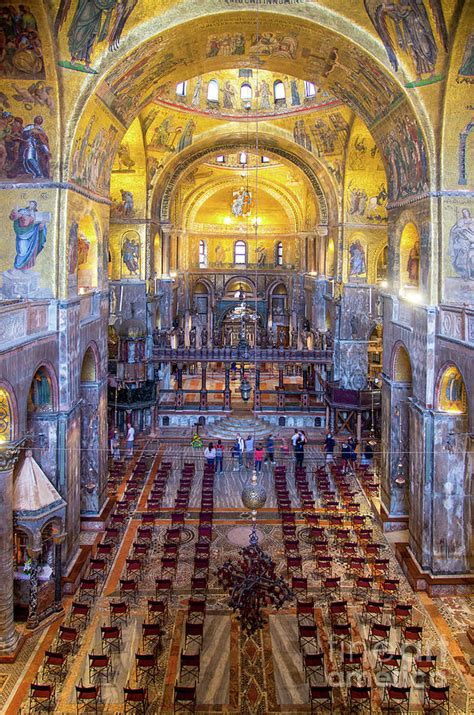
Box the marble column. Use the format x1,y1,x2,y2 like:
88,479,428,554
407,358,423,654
380,377,411,518
253,366,261,411
53,531,66,612
223,364,232,411
26,540,42,630
161,225,171,277
200,363,208,410
0,443,21,655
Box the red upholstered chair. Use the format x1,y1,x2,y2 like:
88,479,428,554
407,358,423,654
184,620,204,650
342,650,363,677
88,652,112,683
124,684,149,714
296,599,315,626
423,684,449,713
141,622,163,652
412,654,437,681
303,652,325,682
364,599,384,625
101,625,122,655
174,683,196,713
187,598,206,624
76,680,101,713
42,651,67,682
309,685,332,713
368,623,391,651
179,650,201,683
298,623,318,652
69,601,90,629
147,598,168,624
349,685,372,713
292,577,308,598
384,685,410,713
29,683,56,713
392,602,413,629
328,600,348,625
135,652,159,685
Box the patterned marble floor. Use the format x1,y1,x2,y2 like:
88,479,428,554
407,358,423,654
1,438,473,714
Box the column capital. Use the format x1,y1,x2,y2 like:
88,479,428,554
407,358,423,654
0,441,23,472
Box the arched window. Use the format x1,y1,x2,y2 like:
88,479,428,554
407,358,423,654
275,241,283,266
207,79,219,102
199,240,207,268
304,81,316,98
176,81,187,97
274,80,285,102
240,83,252,101
234,240,247,265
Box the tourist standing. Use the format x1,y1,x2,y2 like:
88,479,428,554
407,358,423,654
295,437,304,468
245,434,254,468
361,441,373,466
254,443,264,473
265,433,275,466
232,433,244,470
341,441,351,473
112,430,121,460
291,429,299,459
215,439,224,474
204,442,216,469
126,422,135,458
324,432,335,463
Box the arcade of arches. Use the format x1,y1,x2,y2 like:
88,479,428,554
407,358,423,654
0,1,472,712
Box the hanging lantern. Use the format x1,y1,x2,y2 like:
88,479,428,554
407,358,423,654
240,375,252,402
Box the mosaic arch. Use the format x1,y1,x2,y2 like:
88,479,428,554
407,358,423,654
392,343,413,383
183,178,302,232
27,365,58,414
436,364,468,415
0,385,15,443
64,10,432,204
156,138,332,226
80,346,98,383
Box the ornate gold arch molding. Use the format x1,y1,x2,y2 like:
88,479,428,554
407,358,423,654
180,176,304,231
157,141,330,226
65,9,434,207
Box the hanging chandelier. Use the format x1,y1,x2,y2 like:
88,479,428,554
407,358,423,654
217,471,293,634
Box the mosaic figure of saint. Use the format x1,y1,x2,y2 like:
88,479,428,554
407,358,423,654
10,200,50,270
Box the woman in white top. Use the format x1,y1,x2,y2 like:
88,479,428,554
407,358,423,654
126,422,135,457
204,442,216,469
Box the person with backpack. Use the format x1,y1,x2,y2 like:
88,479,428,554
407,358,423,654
215,439,224,475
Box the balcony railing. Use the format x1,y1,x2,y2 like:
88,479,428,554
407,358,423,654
152,345,333,364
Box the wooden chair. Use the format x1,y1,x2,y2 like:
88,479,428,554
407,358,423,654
423,684,449,713
148,598,168,624
124,684,149,714
184,621,204,650
368,623,391,652
296,599,315,626
342,651,363,677
349,685,372,713
69,601,90,629
328,600,347,625
384,685,410,713
42,651,67,681
187,598,206,624
412,654,437,681
179,650,201,682
29,683,56,714
303,652,325,682
135,652,159,684
298,623,318,652
292,577,308,598
101,625,122,655
141,622,163,652
309,684,332,713
88,652,112,683
56,625,80,655
109,600,130,627
174,683,196,713
75,680,101,714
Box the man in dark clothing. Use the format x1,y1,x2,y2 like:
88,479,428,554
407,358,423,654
295,438,304,468
324,432,335,462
